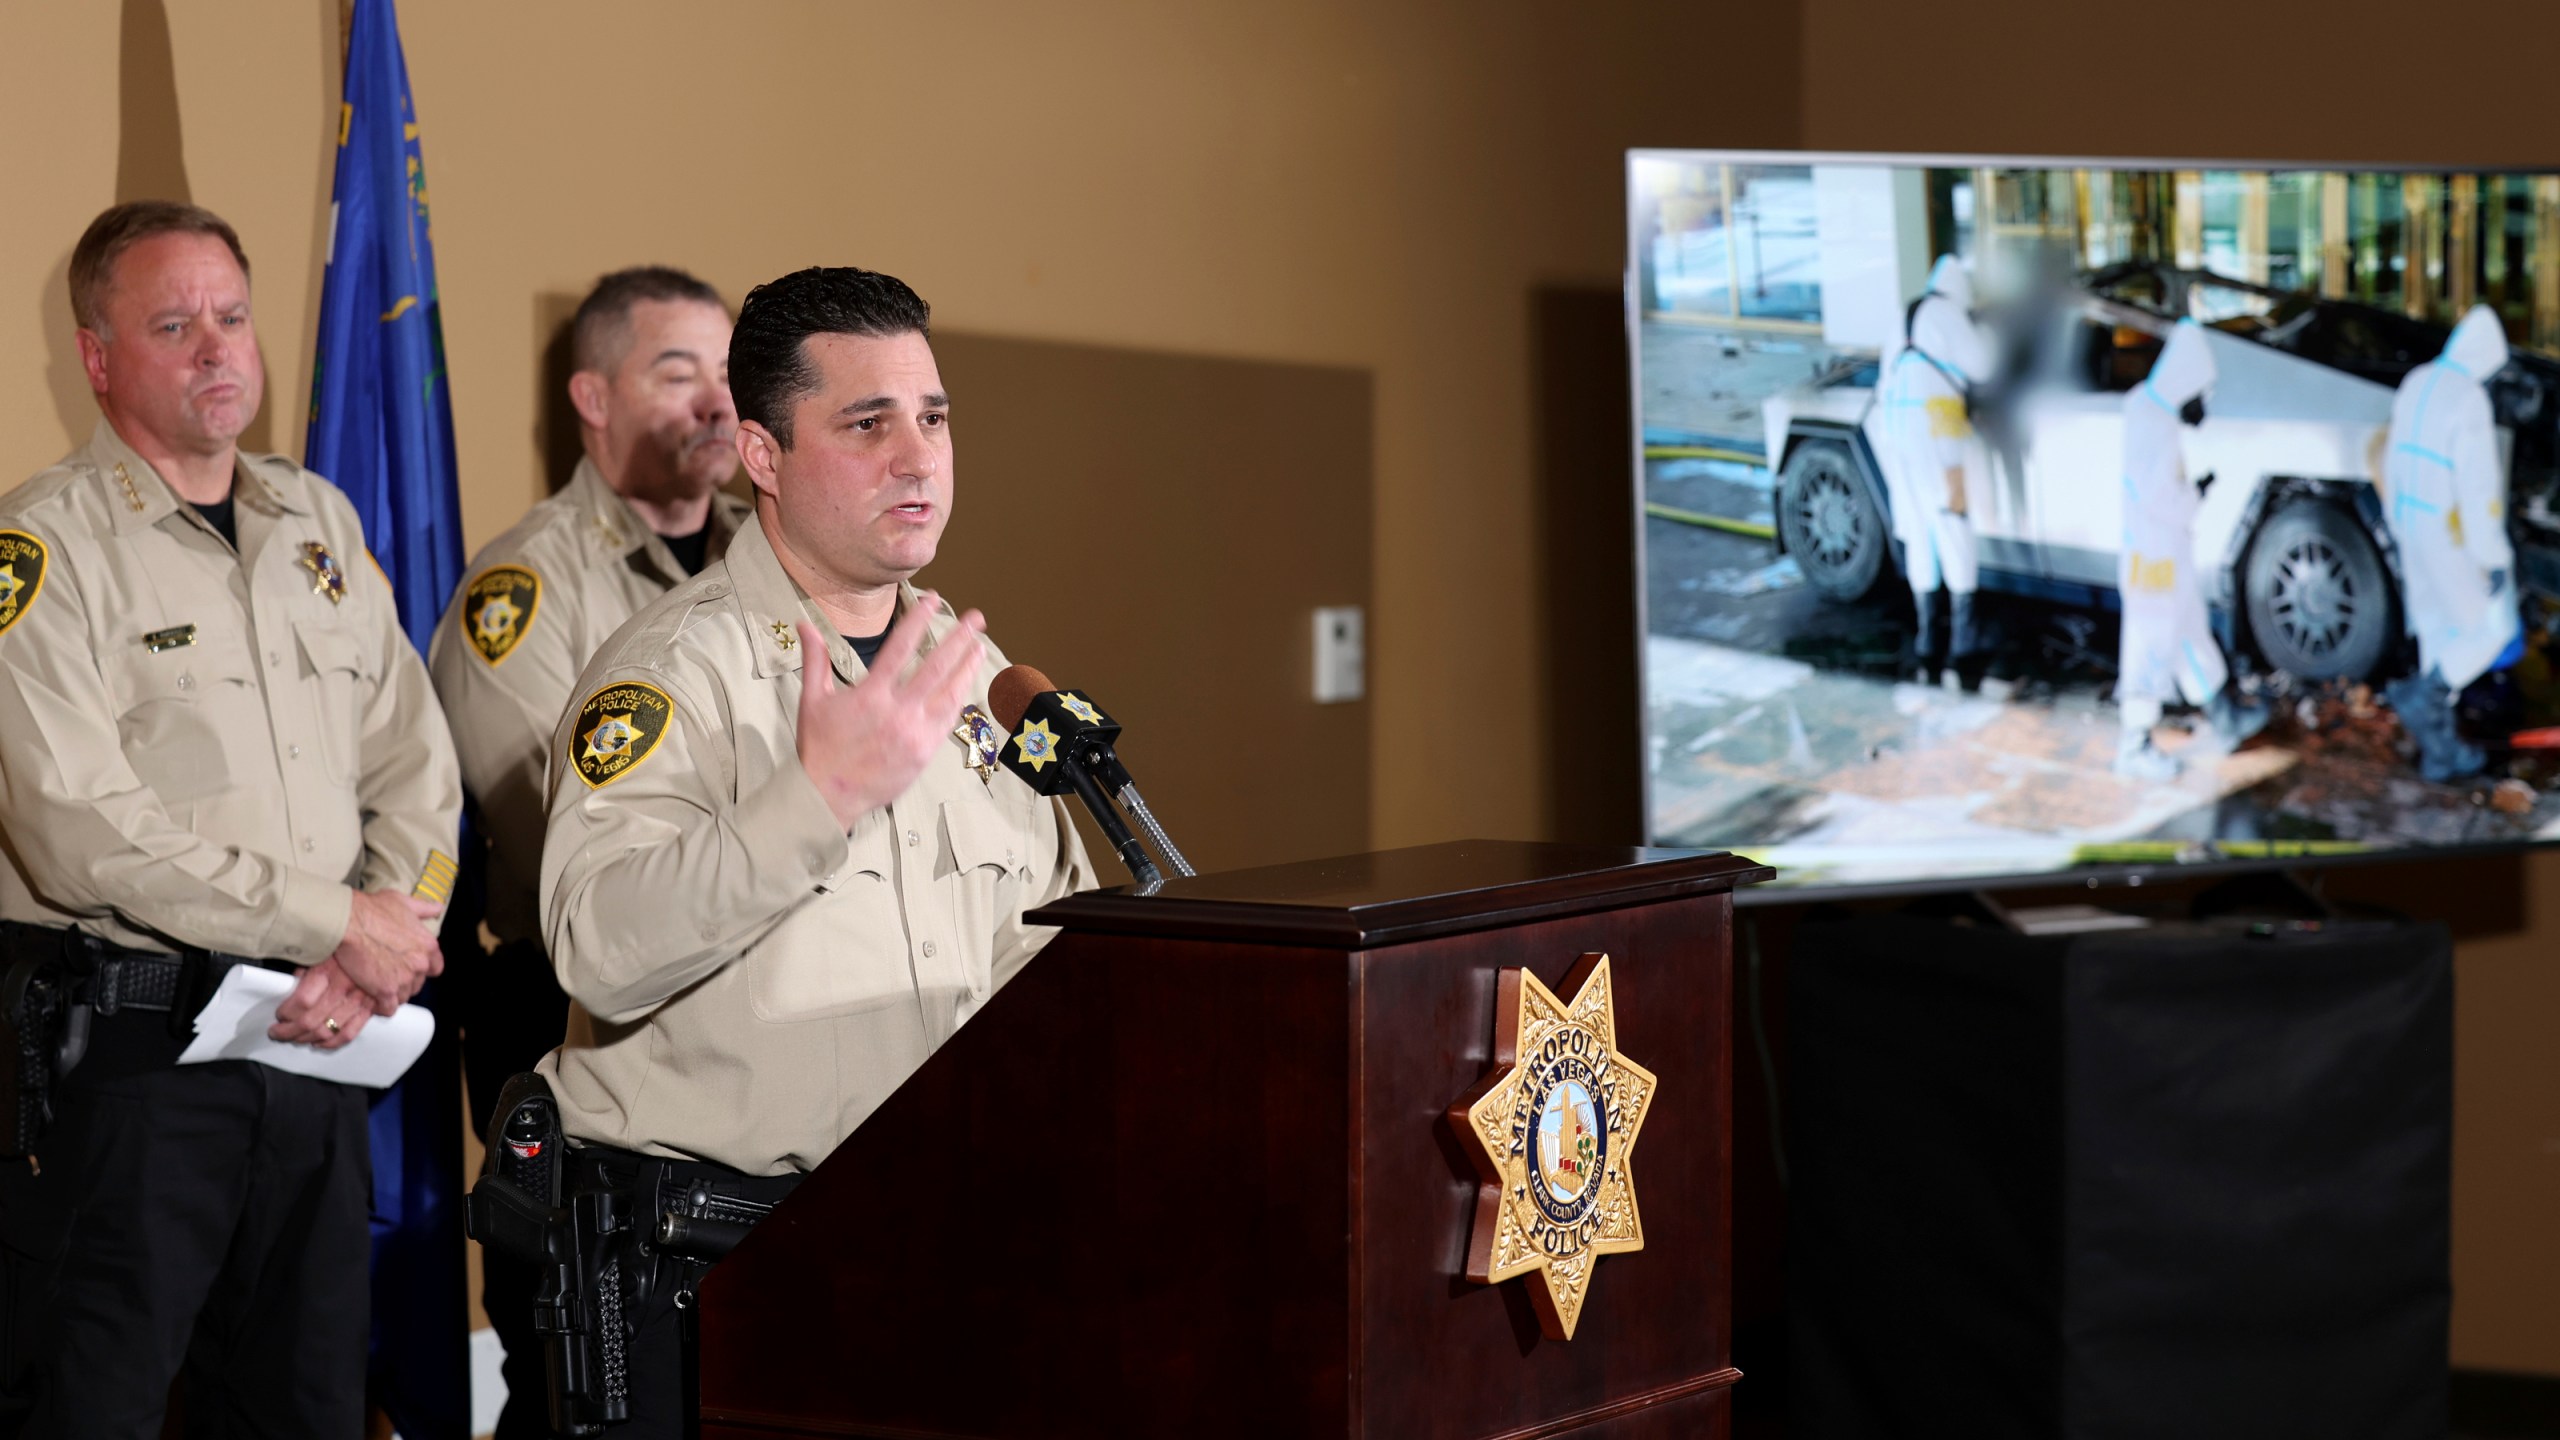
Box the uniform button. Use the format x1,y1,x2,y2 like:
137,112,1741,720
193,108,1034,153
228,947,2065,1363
268,651,280,668
175,673,193,690
921,940,937,958
302,838,315,852
699,922,718,940
905,829,920,848
289,744,302,759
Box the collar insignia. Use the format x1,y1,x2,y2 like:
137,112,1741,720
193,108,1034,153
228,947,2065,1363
298,541,347,605
1448,953,1656,1340
953,703,1003,780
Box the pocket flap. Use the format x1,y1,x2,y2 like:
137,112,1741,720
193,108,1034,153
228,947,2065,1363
939,799,1021,877
294,618,376,679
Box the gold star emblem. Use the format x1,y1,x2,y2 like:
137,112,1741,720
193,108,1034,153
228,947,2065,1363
0,565,21,608
1447,953,1656,1340
1012,718,1059,773
474,595,520,644
770,621,797,651
1059,694,1103,725
582,712,639,765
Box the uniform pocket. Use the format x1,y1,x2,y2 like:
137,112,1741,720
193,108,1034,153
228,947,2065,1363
294,619,380,786
744,860,914,1022
99,639,247,804
938,799,1023,993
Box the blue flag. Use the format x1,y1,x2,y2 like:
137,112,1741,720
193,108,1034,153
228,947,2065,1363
306,0,470,1434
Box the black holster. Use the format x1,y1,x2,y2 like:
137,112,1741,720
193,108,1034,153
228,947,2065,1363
0,937,87,1159
464,1072,798,1435
466,1071,635,1436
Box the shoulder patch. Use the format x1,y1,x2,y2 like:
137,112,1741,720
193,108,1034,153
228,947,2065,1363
463,564,542,666
571,680,674,788
0,531,50,638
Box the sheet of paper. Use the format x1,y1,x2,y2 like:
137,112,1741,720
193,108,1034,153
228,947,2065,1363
175,963,433,1088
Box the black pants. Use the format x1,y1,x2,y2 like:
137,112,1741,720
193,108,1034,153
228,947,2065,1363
0,1005,370,1439
455,937,571,1440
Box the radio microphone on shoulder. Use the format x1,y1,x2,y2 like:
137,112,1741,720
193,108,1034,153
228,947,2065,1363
988,665,1193,887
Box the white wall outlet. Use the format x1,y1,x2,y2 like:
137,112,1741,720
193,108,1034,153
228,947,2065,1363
1313,606,1364,703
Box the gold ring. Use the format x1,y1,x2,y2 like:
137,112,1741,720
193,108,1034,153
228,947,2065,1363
324,1016,342,1034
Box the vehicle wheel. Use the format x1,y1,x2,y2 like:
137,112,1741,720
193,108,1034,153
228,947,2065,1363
2243,500,2395,682
1777,438,1888,602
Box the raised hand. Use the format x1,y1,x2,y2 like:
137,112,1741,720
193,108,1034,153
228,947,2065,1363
794,595,986,832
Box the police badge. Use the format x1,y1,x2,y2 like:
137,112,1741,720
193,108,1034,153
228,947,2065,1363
953,703,1003,780
298,541,348,605
1447,952,1656,1340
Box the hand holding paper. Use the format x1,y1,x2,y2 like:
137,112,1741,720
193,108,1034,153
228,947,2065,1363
179,964,433,1088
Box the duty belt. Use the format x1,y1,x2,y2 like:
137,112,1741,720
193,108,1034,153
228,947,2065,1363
0,922,261,1015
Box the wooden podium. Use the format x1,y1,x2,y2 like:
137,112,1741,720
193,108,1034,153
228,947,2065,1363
696,840,1766,1439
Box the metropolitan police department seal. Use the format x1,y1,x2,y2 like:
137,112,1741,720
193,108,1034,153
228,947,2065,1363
0,531,48,638
462,564,541,665
571,680,674,788
1448,953,1656,1340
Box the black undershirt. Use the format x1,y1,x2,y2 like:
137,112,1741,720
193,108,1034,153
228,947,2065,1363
190,496,237,549
660,521,712,576
843,629,890,670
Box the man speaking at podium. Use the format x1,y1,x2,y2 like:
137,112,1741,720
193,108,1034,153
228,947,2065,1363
528,265,1092,1433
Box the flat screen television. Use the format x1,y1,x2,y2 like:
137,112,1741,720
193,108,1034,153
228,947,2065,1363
1630,151,2560,894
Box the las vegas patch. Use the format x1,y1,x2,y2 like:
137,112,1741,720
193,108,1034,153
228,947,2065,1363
571,680,673,788
462,564,541,665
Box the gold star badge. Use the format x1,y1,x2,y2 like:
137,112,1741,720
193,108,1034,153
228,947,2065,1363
1013,718,1059,773
1058,694,1103,725
1447,953,1656,1340
769,621,797,651
570,681,674,788
298,541,347,605
0,531,48,638
462,564,541,666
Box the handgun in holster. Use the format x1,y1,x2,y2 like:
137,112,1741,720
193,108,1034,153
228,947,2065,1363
0,936,90,1159
464,1072,633,1435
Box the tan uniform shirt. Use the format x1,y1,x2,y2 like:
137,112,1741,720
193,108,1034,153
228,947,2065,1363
0,422,461,961
427,458,749,945
536,512,1093,1175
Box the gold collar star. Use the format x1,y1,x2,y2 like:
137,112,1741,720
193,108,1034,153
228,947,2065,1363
1447,952,1656,1340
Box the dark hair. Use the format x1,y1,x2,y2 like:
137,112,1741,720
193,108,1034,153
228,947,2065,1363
729,266,931,448
570,266,729,374
69,201,252,331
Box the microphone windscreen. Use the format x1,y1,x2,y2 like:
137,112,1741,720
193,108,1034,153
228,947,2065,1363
989,664,1058,734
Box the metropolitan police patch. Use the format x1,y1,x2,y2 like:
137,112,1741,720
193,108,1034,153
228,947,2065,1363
0,531,46,638
462,564,542,666
571,680,674,788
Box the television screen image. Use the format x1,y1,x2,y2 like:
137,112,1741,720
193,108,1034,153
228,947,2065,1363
1631,153,2560,891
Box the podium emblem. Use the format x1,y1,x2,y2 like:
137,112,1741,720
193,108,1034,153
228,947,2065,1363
1447,953,1657,1340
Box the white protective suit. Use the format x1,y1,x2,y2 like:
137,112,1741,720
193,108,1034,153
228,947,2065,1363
2380,304,2520,692
2117,320,2228,709
1878,255,1997,598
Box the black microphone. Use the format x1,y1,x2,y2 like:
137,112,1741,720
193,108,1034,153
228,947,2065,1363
988,665,1192,886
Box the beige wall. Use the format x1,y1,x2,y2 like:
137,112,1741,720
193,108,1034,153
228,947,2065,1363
0,0,1788,867
1799,0,2560,1373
